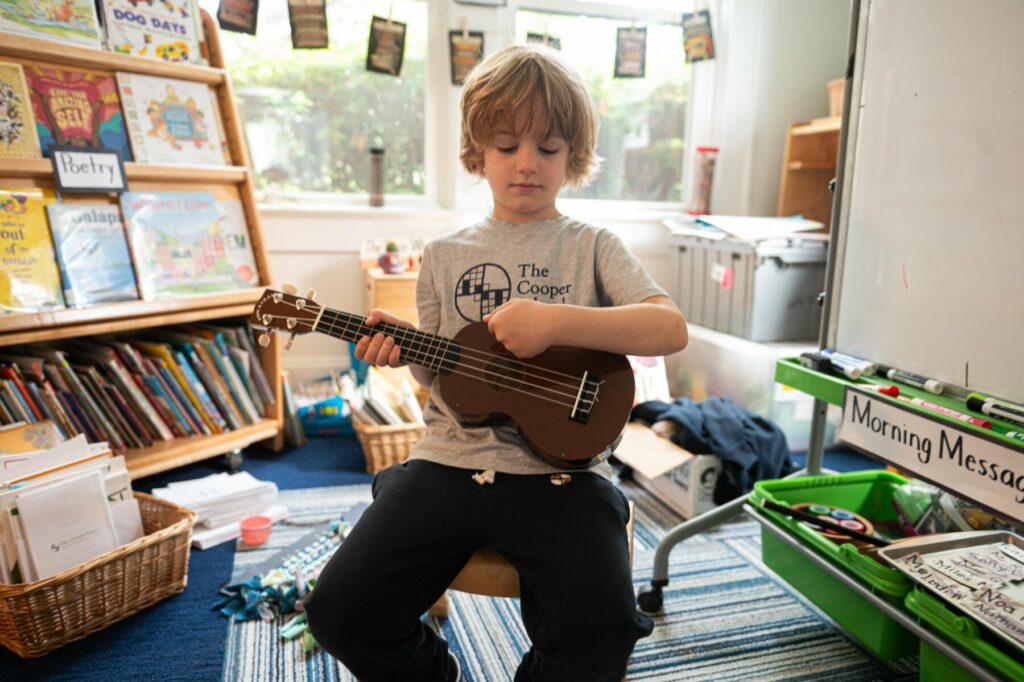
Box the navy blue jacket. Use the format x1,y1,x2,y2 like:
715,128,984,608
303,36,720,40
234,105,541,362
630,397,797,503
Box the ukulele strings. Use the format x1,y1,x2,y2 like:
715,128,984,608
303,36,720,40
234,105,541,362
259,312,596,410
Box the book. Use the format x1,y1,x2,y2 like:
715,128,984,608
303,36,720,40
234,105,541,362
0,61,41,159
45,203,140,307
131,340,226,433
152,359,208,436
120,191,253,299
235,325,276,406
0,380,30,424
214,198,260,288
15,469,118,580
0,421,62,454
0,0,103,50
102,0,203,65
23,65,132,160
0,365,44,421
0,188,64,315
116,72,228,165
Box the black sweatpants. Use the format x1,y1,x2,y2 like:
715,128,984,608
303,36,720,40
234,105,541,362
304,459,654,681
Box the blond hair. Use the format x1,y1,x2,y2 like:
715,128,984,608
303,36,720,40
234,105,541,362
459,44,600,187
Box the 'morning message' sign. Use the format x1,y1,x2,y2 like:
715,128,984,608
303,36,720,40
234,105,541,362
839,387,1023,524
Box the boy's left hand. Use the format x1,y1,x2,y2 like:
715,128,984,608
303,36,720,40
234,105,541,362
483,299,558,358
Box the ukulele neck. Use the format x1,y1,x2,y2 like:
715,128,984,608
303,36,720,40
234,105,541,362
314,307,458,373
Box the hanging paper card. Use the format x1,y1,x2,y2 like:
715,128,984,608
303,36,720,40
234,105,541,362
367,16,406,76
526,32,561,51
218,0,259,35
0,61,41,159
682,10,715,63
614,26,647,78
288,0,328,50
449,30,484,85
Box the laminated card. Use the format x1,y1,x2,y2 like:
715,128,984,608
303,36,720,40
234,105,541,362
0,188,64,315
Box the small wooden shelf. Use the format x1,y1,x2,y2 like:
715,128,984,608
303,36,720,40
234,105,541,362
777,118,842,231
2,158,248,184
0,32,225,84
124,419,281,479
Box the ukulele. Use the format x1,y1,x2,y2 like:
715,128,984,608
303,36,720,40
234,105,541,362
250,287,635,469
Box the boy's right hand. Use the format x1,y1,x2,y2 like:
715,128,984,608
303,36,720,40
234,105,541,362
355,309,416,368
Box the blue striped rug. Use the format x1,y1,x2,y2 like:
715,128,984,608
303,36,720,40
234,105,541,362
223,482,918,681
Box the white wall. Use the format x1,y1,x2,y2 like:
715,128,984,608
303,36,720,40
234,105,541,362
261,0,852,379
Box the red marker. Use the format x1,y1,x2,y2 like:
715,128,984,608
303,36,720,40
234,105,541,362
860,384,899,398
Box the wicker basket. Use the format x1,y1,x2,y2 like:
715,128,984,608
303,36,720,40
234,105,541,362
0,492,196,658
353,420,426,473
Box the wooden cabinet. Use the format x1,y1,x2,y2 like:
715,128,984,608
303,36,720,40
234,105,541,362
364,268,419,327
777,116,841,231
0,11,283,478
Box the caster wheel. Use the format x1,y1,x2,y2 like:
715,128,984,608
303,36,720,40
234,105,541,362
637,584,663,613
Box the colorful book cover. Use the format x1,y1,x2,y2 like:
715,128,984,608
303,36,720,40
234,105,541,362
215,199,259,288
0,0,103,50
120,191,258,299
0,188,65,315
102,0,203,65
117,72,228,165
45,203,140,307
0,61,42,159
23,65,133,160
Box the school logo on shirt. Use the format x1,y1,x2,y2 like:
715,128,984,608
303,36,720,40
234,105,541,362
455,263,511,321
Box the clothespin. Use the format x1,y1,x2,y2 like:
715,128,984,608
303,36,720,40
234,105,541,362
460,16,468,40
630,18,637,37
387,1,393,25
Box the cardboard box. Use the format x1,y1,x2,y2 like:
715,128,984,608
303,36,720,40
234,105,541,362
615,423,722,519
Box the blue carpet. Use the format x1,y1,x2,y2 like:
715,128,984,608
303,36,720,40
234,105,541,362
0,436,371,681
789,443,884,473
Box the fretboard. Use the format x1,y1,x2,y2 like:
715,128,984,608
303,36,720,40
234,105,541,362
313,306,459,373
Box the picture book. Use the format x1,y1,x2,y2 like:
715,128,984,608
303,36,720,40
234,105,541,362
0,0,103,50
215,199,259,288
120,191,253,298
45,203,139,307
0,188,64,315
22,65,133,160
117,72,228,165
0,61,41,159
102,0,203,65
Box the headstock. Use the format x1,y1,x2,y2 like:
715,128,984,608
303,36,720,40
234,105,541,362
250,284,321,350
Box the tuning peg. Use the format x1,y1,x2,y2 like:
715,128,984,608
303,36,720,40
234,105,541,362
306,288,317,300
284,333,296,351
281,283,298,295
258,333,271,347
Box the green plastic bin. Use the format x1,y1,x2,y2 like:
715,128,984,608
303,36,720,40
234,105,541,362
750,470,918,659
906,587,1024,682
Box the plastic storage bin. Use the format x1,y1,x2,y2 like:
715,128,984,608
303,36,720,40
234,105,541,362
668,231,827,342
905,587,1024,682
750,470,918,659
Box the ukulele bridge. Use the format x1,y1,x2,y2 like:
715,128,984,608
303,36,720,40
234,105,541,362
569,371,600,425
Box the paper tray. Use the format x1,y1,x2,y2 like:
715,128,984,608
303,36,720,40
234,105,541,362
878,530,1024,654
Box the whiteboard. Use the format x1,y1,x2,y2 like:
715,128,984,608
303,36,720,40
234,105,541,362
833,0,1024,403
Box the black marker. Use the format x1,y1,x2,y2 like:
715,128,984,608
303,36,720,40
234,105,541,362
875,364,943,395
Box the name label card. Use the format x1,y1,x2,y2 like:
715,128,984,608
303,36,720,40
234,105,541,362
839,387,1023,524
50,146,127,194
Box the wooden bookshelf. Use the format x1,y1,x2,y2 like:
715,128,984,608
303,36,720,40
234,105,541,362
0,10,285,477
777,116,842,231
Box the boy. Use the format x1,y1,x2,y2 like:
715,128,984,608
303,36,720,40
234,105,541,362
304,44,688,681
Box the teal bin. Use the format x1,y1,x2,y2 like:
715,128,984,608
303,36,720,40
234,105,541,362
750,470,918,659
906,587,1024,682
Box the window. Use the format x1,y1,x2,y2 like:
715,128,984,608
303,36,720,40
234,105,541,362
202,0,427,198
516,10,689,202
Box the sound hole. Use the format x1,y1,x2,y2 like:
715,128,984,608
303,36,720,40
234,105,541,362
485,356,524,393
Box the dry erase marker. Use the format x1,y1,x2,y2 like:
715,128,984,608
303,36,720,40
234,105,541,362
805,351,861,380
967,394,1024,428
994,427,1024,443
896,395,991,429
875,364,943,395
822,349,876,376
799,351,834,374
860,384,900,398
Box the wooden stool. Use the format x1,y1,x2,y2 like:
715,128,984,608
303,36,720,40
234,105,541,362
428,501,635,617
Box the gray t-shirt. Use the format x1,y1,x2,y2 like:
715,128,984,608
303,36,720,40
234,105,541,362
408,215,667,475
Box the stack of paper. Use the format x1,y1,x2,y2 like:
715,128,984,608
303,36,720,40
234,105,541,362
0,434,142,583
152,472,284,550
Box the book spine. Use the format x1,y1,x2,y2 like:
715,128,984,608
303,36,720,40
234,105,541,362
105,355,173,441
174,351,226,433
57,362,114,444
188,350,242,431
24,381,65,440
228,346,265,415
0,381,30,423
155,362,209,436
58,389,99,443
142,376,190,438
103,383,154,448
237,326,276,405
35,378,78,439
0,369,44,421
196,341,248,425
134,375,186,439
210,338,260,424
75,368,129,451
141,358,195,437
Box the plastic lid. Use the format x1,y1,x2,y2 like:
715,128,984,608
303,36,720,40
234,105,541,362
695,146,719,153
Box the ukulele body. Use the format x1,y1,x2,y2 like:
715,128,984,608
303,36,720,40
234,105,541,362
437,322,635,469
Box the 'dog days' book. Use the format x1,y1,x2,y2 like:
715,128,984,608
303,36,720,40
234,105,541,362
46,203,140,307
102,0,203,65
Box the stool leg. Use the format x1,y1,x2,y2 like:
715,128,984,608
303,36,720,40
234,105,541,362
427,591,449,618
